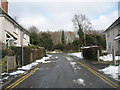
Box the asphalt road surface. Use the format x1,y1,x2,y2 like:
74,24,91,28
4,53,120,89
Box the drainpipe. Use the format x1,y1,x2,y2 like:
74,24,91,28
112,46,116,65
21,31,24,66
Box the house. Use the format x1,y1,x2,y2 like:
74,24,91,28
0,0,30,48
104,17,120,55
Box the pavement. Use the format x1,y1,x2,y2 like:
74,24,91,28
2,53,120,89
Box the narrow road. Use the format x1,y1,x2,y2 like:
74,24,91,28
4,53,120,88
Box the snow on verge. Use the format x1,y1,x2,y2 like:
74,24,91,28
73,78,85,86
49,51,62,53
99,65,120,81
18,54,52,71
69,52,83,59
1,54,53,81
99,54,120,61
9,70,25,75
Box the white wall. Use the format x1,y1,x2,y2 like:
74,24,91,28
106,25,119,54
22,33,30,46
1,15,30,47
0,1,1,8
0,17,5,44
0,17,3,43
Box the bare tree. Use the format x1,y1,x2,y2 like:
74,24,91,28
13,16,18,22
72,14,92,46
28,26,39,33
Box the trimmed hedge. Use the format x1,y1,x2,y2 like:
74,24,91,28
82,47,101,61
9,46,46,66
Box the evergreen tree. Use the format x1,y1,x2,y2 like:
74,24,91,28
61,31,65,45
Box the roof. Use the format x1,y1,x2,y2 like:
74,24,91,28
0,8,30,36
104,17,120,33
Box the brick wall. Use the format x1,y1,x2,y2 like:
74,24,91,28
1,0,8,13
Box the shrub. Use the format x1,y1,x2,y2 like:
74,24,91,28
0,57,7,72
8,46,46,66
53,44,64,51
27,45,38,49
2,49,7,58
6,48,15,56
82,46,101,61
9,46,21,55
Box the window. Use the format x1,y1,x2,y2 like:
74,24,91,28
107,33,109,37
23,33,26,39
113,31,114,35
108,43,111,50
14,25,18,34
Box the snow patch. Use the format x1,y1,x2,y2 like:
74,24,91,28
3,76,9,80
66,57,73,62
99,54,120,61
31,62,39,66
47,54,52,57
9,70,25,75
50,51,62,53
18,64,34,71
51,56,58,60
70,62,76,67
1,73,9,76
99,65,120,81
55,56,58,59
73,78,85,86
18,55,52,71
76,66,81,69
69,52,83,59
66,56,79,72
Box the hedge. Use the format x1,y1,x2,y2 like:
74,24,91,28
9,46,46,66
82,46,101,61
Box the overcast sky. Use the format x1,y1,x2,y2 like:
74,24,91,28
8,0,119,31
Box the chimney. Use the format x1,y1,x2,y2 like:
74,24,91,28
1,0,8,13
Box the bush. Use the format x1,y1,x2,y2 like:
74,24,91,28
5,46,46,66
53,44,64,51
27,45,38,49
0,58,7,72
7,49,14,56
2,49,7,58
82,47,101,61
